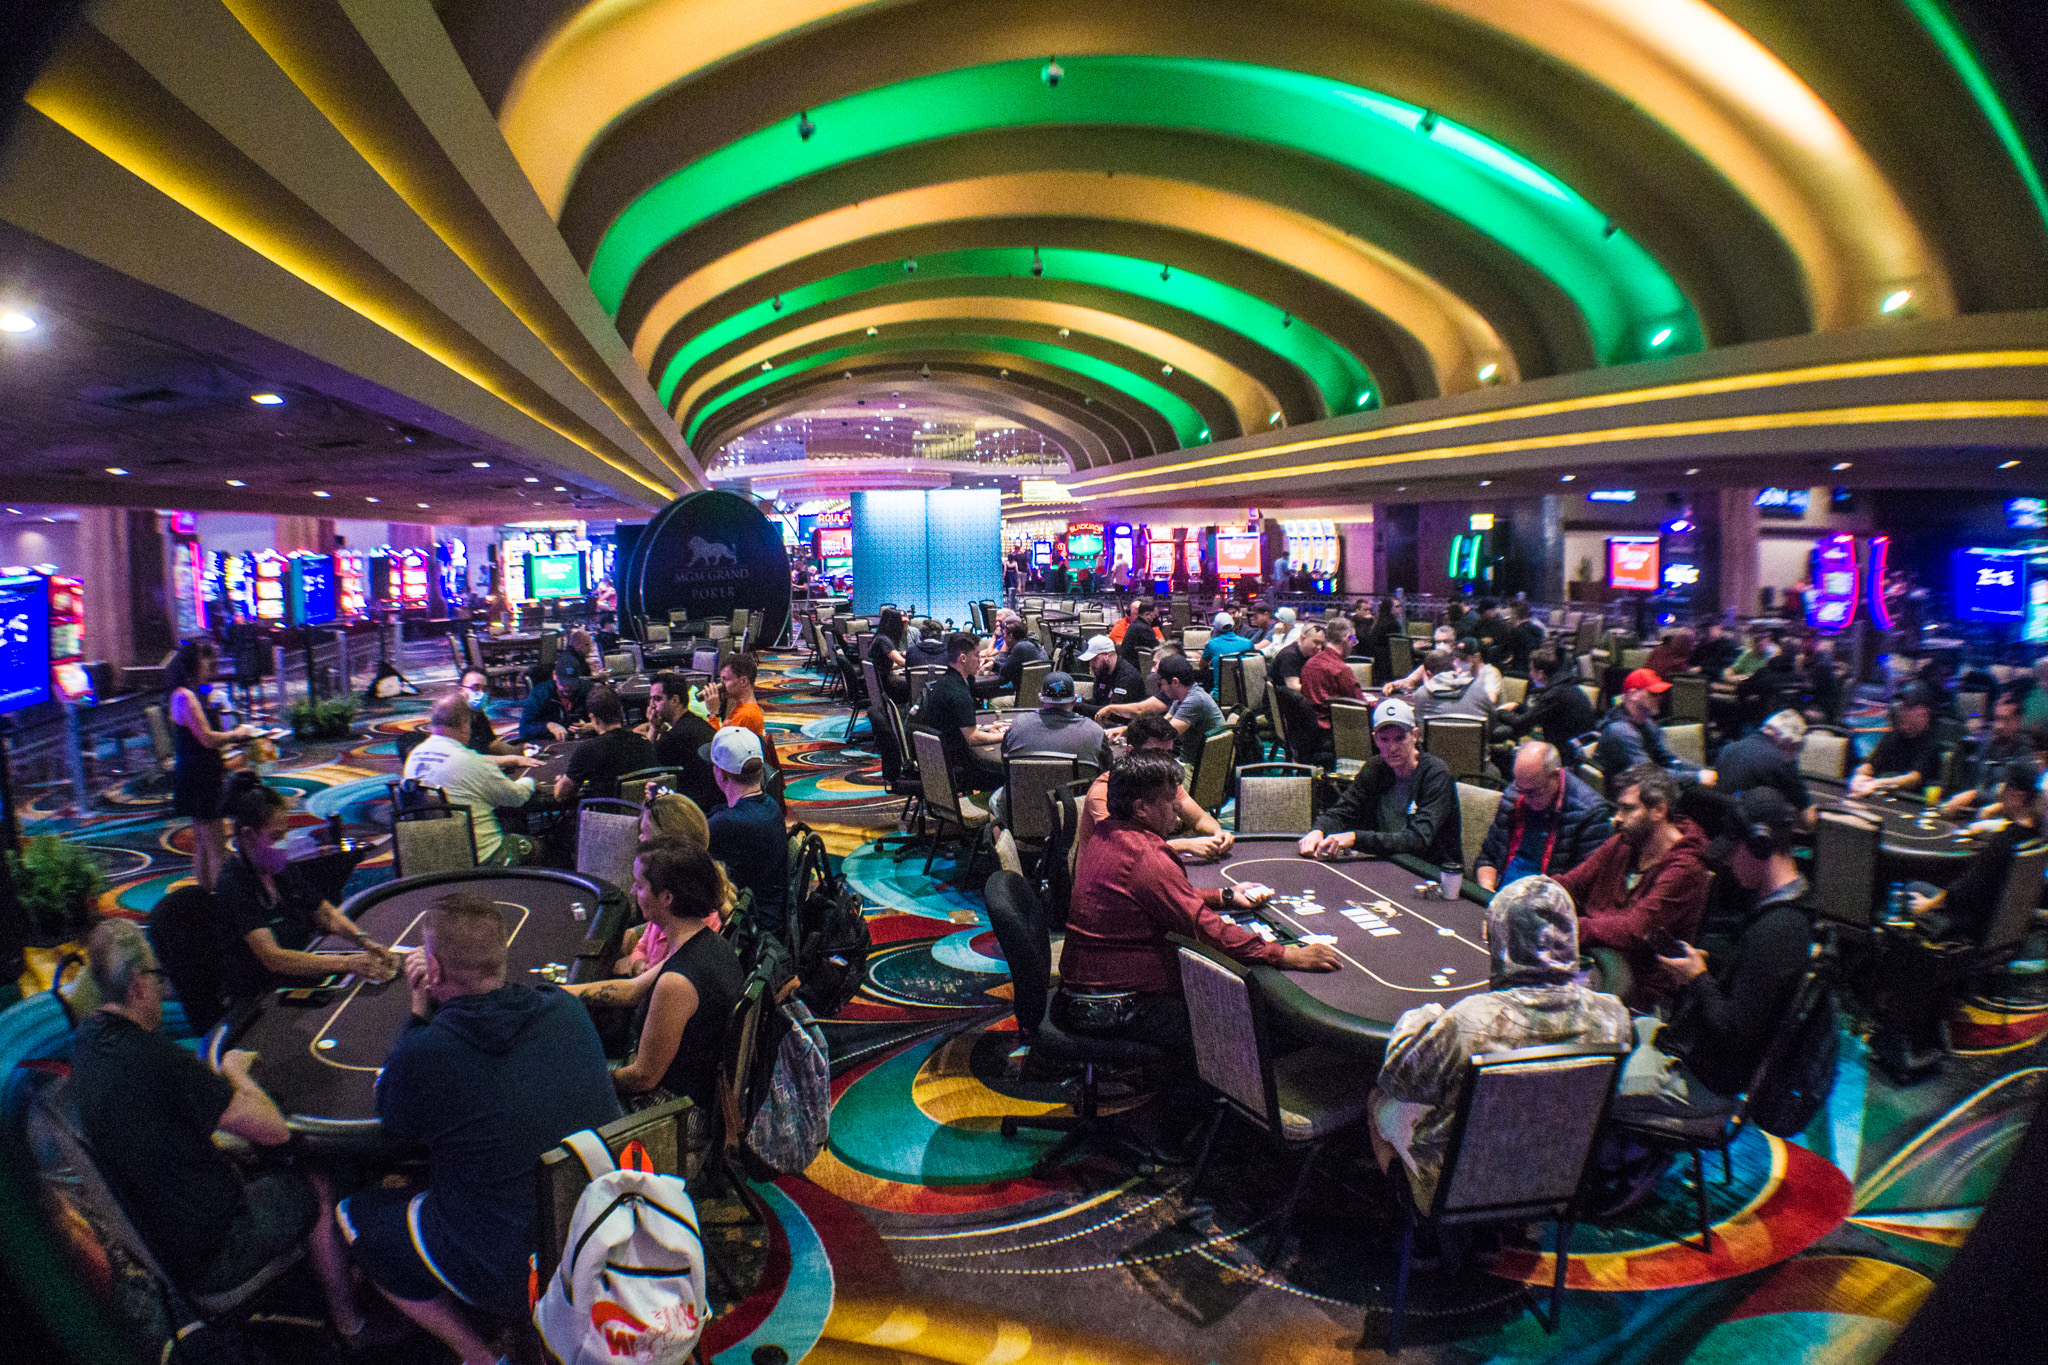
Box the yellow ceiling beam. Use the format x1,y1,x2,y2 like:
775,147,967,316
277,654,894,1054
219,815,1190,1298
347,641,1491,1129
675,295,1280,434
629,173,1508,398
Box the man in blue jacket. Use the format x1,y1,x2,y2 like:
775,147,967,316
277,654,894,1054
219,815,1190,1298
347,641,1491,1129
1595,668,1714,788
1475,742,1613,891
341,893,621,1365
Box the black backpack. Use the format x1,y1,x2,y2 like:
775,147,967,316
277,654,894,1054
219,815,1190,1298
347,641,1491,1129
1744,968,1839,1138
785,825,871,1018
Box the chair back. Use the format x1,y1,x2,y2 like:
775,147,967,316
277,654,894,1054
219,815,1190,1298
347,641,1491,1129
619,766,682,808
1574,615,1603,655
389,777,450,812
1176,941,1279,1132
1663,722,1706,768
1621,648,1651,671
644,623,670,644
1238,651,1269,713
537,632,558,673
144,704,176,766
535,1097,694,1284
1496,673,1527,708
707,621,730,641
1330,698,1374,764
1456,782,1504,877
693,647,721,676
1799,730,1851,781
1390,633,1414,678
1015,660,1051,710
1172,597,1191,631
392,802,478,877
1423,717,1488,781
465,634,488,673
993,827,1025,876
1667,674,1708,724
1812,811,1882,929
1005,753,1081,846
1235,763,1317,833
1980,841,2048,958
1215,653,1244,709
911,728,966,821
576,799,645,892
146,884,230,1036
985,871,1052,1033
907,665,946,705
1349,660,1375,690
1433,1044,1624,1224
1044,786,1083,925
602,652,635,677
1408,621,1434,640
448,634,470,674
1190,721,1239,814
1182,628,1212,654
1578,682,1602,712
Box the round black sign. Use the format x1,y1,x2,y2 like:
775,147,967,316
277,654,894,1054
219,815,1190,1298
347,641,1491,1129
626,491,791,647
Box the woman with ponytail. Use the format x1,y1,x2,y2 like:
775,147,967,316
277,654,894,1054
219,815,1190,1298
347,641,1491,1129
166,639,255,888
215,772,398,999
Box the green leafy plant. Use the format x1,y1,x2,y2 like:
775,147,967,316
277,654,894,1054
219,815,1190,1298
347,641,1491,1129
287,694,361,740
8,836,105,943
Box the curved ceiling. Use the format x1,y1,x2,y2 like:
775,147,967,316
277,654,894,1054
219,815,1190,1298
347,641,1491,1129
468,0,2047,471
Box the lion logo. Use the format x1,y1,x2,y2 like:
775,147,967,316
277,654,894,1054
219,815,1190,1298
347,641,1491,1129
687,537,737,566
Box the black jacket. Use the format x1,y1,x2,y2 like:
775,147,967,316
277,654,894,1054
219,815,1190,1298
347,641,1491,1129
1476,771,1612,879
1498,675,1597,763
1661,879,1815,1096
1078,658,1144,718
1312,753,1463,867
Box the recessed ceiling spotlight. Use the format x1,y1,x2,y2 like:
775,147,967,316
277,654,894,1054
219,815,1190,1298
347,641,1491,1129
1685,467,1699,475
1479,479,1493,487
251,392,283,405
105,466,128,475
1832,461,1853,471
312,490,330,497
524,476,539,482
4,508,17,514
1477,362,1499,382
417,502,430,509
554,486,566,492
1999,459,2021,469
1560,474,1576,481
0,311,35,332
226,478,246,487
366,496,380,503
1881,288,1913,314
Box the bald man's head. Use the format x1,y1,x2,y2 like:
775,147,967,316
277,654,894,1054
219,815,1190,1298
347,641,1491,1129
430,689,473,735
1511,742,1565,810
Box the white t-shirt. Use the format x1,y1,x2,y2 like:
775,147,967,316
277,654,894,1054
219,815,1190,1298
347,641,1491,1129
403,732,535,861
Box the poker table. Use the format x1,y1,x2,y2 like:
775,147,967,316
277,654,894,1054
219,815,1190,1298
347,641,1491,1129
207,868,625,1153
1184,836,1492,1060
1806,777,1979,879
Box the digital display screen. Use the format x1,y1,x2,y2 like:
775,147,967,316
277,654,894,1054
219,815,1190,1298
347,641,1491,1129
2007,497,2047,530
1954,547,2027,620
1215,534,1261,577
1808,536,1860,633
0,576,51,713
1754,487,1811,519
1607,536,1662,592
528,551,585,599
1148,542,1177,576
817,528,852,558
1066,533,1103,559
293,554,336,625
1032,540,1053,567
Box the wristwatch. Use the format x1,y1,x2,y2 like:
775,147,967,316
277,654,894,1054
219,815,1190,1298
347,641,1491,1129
1221,887,1237,908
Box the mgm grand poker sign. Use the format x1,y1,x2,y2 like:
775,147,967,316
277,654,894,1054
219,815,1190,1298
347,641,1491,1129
623,490,791,646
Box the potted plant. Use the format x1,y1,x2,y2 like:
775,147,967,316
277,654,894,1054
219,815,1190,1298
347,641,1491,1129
287,694,361,741
8,836,105,945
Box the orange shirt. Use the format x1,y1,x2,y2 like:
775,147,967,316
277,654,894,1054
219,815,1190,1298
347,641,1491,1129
1108,619,1130,644
723,699,766,741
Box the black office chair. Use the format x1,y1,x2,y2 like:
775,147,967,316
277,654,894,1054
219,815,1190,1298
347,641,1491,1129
146,884,231,1036
987,872,1164,1176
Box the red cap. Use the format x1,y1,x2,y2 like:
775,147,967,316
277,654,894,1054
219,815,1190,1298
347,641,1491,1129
1624,667,1672,694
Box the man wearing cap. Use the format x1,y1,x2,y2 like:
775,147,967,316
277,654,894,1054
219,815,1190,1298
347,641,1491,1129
706,726,789,937
1371,876,1629,1211
1711,710,1816,826
1298,698,1463,867
1199,610,1255,686
1850,684,1943,797
1076,633,1145,720
1243,603,1275,650
1610,788,1815,1126
1097,655,1225,769
1941,689,2031,818
1001,671,1109,770
1258,605,1302,659
1595,668,1708,785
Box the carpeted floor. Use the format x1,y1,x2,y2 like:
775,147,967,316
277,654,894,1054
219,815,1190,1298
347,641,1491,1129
23,656,2047,1363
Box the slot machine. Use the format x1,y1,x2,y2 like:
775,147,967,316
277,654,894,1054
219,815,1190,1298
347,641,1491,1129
47,575,91,703
396,548,431,609
169,539,206,636
438,539,468,608
225,552,256,622
201,550,227,629
335,550,368,619
251,549,288,623
287,552,338,627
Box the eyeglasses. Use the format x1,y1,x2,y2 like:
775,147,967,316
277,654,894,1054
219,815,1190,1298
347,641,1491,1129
140,967,168,981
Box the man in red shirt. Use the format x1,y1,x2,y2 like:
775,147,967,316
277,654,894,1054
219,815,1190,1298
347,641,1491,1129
1298,617,1367,729
1552,763,1709,1009
1059,755,1339,1086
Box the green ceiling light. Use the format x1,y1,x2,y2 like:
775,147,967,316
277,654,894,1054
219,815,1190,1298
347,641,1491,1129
1356,390,1374,408
1903,0,2048,232
653,247,1374,416
592,56,1700,366
1649,326,1674,347
1881,288,1914,314
687,332,1209,446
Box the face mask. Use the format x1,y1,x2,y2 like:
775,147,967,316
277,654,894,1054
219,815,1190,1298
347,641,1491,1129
248,834,290,875
467,688,488,705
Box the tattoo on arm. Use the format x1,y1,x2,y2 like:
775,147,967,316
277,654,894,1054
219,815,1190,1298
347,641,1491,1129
579,980,637,1008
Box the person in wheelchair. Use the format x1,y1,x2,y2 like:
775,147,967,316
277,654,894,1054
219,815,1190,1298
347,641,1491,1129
1870,759,2045,1084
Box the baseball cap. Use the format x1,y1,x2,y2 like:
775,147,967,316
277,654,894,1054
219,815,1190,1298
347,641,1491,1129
1211,611,1236,631
1078,634,1117,661
1039,671,1076,704
1624,667,1672,694
1275,607,1297,624
707,725,764,776
1710,786,1800,865
1372,697,1417,732
1761,709,1808,744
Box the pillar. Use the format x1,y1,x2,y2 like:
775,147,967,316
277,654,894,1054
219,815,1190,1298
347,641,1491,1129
78,508,133,668
275,516,336,554
1717,487,1761,618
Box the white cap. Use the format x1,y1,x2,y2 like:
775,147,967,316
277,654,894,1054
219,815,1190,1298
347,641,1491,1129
1078,634,1117,661
709,725,764,775
1211,611,1236,631
1372,697,1417,732
1275,607,1297,623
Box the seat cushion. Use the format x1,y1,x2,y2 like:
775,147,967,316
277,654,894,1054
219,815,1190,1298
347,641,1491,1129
959,794,990,826
1032,1018,1167,1069
1272,1045,1371,1141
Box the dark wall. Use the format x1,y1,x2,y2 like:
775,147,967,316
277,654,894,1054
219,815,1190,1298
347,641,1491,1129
1870,489,2024,588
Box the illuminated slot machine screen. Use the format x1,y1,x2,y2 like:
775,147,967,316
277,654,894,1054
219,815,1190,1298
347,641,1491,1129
0,574,51,713
500,541,530,602
1805,536,1860,633
201,550,226,627
335,551,368,618
46,576,91,703
397,549,431,607
290,553,338,626
171,542,204,636
1183,538,1203,578
1032,540,1053,568
528,551,586,599
1606,536,1661,592
251,550,288,621
1065,523,1104,570
225,553,255,621
816,527,853,576
1215,533,1261,578
439,539,468,605
1147,541,1177,578
1953,547,2027,623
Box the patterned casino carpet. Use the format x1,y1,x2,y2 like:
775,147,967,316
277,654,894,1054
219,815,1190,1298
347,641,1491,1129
17,657,2048,1363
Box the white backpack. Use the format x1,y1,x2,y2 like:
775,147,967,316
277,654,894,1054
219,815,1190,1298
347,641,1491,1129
534,1129,709,1365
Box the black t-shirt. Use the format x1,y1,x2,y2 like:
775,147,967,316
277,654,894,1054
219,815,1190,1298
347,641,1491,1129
917,668,980,777
565,726,658,801
467,708,497,754
1870,726,1943,783
867,632,903,688
1079,658,1144,717
652,711,723,811
1712,733,1811,810
1272,641,1309,687
71,1011,242,1284
709,793,789,934
216,856,328,997
1120,619,1159,665
632,926,745,1108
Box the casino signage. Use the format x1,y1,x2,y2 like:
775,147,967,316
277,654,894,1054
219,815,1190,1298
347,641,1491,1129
623,490,792,646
